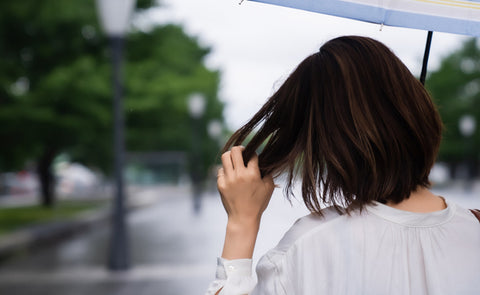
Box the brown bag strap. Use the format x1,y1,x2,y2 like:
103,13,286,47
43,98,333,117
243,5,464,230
471,209,480,223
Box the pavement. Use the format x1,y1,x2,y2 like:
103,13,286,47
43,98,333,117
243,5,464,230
0,185,167,261
0,185,222,295
0,182,479,295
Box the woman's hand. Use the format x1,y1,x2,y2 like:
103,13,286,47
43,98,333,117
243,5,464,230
218,146,275,225
217,146,275,260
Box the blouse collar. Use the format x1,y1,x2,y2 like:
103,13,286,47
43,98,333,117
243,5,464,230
365,198,456,227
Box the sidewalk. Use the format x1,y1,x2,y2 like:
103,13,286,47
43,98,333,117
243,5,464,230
0,185,187,262
0,185,226,295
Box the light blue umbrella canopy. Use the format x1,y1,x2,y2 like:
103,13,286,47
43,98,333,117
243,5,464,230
249,0,480,36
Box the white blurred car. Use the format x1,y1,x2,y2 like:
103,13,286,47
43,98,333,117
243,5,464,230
55,162,101,198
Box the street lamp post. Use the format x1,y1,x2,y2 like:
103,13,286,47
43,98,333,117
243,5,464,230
96,0,136,271
188,93,206,214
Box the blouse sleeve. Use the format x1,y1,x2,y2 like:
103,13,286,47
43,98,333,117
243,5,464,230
205,258,256,295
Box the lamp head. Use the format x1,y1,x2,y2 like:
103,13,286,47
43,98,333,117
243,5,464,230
96,0,136,37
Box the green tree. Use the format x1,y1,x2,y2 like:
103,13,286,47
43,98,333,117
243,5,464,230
125,26,223,178
427,38,480,177
0,1,224,206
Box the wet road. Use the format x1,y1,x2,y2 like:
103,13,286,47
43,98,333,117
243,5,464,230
0,183,479,295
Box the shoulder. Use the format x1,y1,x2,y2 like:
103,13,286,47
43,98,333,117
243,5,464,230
273,206,350,253
255,206,353,281
450,201,480,223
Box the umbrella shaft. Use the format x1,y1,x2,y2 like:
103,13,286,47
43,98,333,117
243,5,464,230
420,31,433,85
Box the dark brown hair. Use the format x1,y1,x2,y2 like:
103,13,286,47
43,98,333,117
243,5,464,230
223,36,442,214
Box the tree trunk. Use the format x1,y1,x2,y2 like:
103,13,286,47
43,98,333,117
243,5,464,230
37,147,57,208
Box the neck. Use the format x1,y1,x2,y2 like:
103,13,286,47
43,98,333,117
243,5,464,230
385,186,446,213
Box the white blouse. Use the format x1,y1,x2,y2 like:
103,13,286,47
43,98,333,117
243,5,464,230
206,199,480,295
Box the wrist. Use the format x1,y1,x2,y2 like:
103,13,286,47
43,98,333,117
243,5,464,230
226,217,261,232
222,218,261,260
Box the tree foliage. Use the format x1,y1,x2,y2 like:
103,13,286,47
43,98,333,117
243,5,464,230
0,0,224,206
427,38,480,172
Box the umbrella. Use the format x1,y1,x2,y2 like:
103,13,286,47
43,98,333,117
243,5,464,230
243,0,480,84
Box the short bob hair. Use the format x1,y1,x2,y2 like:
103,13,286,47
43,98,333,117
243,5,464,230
223,36,443,215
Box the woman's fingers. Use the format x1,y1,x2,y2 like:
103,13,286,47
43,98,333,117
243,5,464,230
217,167,226,191
221,146,263,179
218,147,276,226
247,152,258,166
221,151,233,176
246,152,261,178
230,146,246,170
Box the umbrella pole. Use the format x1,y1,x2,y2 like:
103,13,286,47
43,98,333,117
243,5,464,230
419,31,433,85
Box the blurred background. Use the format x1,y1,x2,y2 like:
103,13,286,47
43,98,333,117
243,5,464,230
0,0,480,294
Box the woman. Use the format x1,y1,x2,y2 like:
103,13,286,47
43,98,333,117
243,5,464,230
206,36,480,295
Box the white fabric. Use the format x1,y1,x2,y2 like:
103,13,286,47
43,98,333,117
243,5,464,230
206,199,480,295
206,258,256,295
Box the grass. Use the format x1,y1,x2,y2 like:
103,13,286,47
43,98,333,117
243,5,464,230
0,200,107,236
